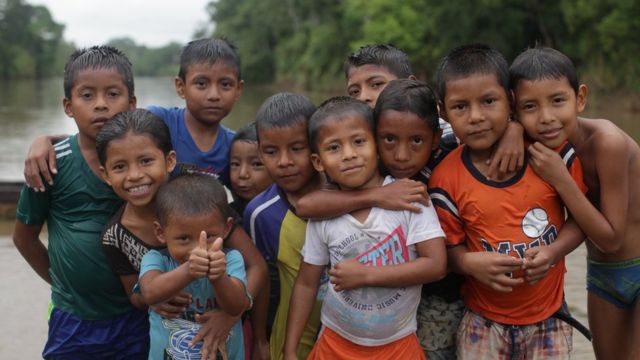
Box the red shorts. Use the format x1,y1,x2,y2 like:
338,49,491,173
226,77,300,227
307,327,426,360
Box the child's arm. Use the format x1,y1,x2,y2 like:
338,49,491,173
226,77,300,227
523,217,584,284
207,238,249,317
487,121,525,181
448,244,524,292
283,262,324,360
24,134,68,191
528,141,624,253
295,178,430,219
140,232,211,305
119,274,147,310
13,221,51,284
328,237,447,291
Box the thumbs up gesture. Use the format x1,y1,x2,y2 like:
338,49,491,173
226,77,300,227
207,237,227,282
189,231,211,279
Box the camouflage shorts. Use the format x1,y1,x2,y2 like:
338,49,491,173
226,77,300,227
416,295,465,360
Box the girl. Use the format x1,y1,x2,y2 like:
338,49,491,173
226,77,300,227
228,122,273,218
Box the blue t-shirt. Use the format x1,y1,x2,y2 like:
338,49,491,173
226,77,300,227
140,248,247,360
147,106,235,186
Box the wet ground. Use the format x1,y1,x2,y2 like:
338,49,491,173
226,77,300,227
0,235,595,359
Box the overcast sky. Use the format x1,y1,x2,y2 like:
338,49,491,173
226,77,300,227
28,0,212,47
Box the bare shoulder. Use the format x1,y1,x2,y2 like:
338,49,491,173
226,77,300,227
578,117,635,154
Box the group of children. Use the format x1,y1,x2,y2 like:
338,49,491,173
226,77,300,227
12,37,640,360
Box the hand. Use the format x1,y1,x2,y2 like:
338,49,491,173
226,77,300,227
252,336,270,360
376,178,430,212
208,237,226,282
24,135,57,191
150,291,192,318
192,310,240,360
189,231,211,279
528,142,572,187
462,252,524,292
487,120,524,181
329,258,367,291
522,246,558,285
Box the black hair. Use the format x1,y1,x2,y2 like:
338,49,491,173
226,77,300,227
510,47,579,94
155,174,231,227
96,109,173,166
63,45,134,99
231,121,258,145
308,96,373,153
436,44,510,101
178,38,241,81
344,44,412,79
373,79,440,131
254,92,316,138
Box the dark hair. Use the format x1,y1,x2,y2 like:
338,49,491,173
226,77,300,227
308,96,373,153
255,92,316,138
231,121,258,145
373,79,440,131
510,47,579,94
96,109,173,166
155,174,231,227
436,44,510,101
344,44,412,79
178,38,241,80
63,45,134,99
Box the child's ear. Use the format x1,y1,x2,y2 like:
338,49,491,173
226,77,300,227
154,221,167,244
99,166,112,186
166,151,177,174
310,153,324,173
128,95,137,110
438,102,448,122
576,84,588,113
223,216,235,239
63,98,74,118
408,74,417,81
235,79,244,100
174,77,186,99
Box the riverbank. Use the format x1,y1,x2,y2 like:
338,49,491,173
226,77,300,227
0,232,595,358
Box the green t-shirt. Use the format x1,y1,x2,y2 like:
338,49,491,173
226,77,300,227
16,135,131,320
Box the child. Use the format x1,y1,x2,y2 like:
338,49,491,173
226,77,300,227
12,46,145,358
510,46,640,359
430,44,586,359
97,109,189,318
139,173,249,360
229,121,273,218
284,96,447,359
243,92,325,360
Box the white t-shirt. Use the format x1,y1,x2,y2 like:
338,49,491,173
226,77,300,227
302,176,445,346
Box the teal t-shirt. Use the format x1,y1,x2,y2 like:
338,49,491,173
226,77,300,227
16,135,131,319
140,248,247,360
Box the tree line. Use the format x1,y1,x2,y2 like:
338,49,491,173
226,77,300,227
208,0,640,92
2,0,639,93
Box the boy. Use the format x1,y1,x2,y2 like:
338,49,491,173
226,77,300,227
243,92,325,360
510,47,640,359
284,96,447,359
12,46,145,358
139,174,249,360
430,44,586,359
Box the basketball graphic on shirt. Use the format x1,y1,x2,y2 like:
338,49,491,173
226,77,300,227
521,208,549,238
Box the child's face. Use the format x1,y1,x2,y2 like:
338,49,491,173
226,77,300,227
175,61,243,127
258,122,316,196
514,77,587,149
156,208,232,264
100,132,176,208
442,73,511,157
311,115,380,191
347,64,398,108
377,110,442,179
63,68,136,141
230,140,273,201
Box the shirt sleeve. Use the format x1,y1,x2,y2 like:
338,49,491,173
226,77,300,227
301,220,330,266
15,184,50,225
225,249,247,286
100,224,138,275
429,186,465,247
406,203,446,246
139,250,167,280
